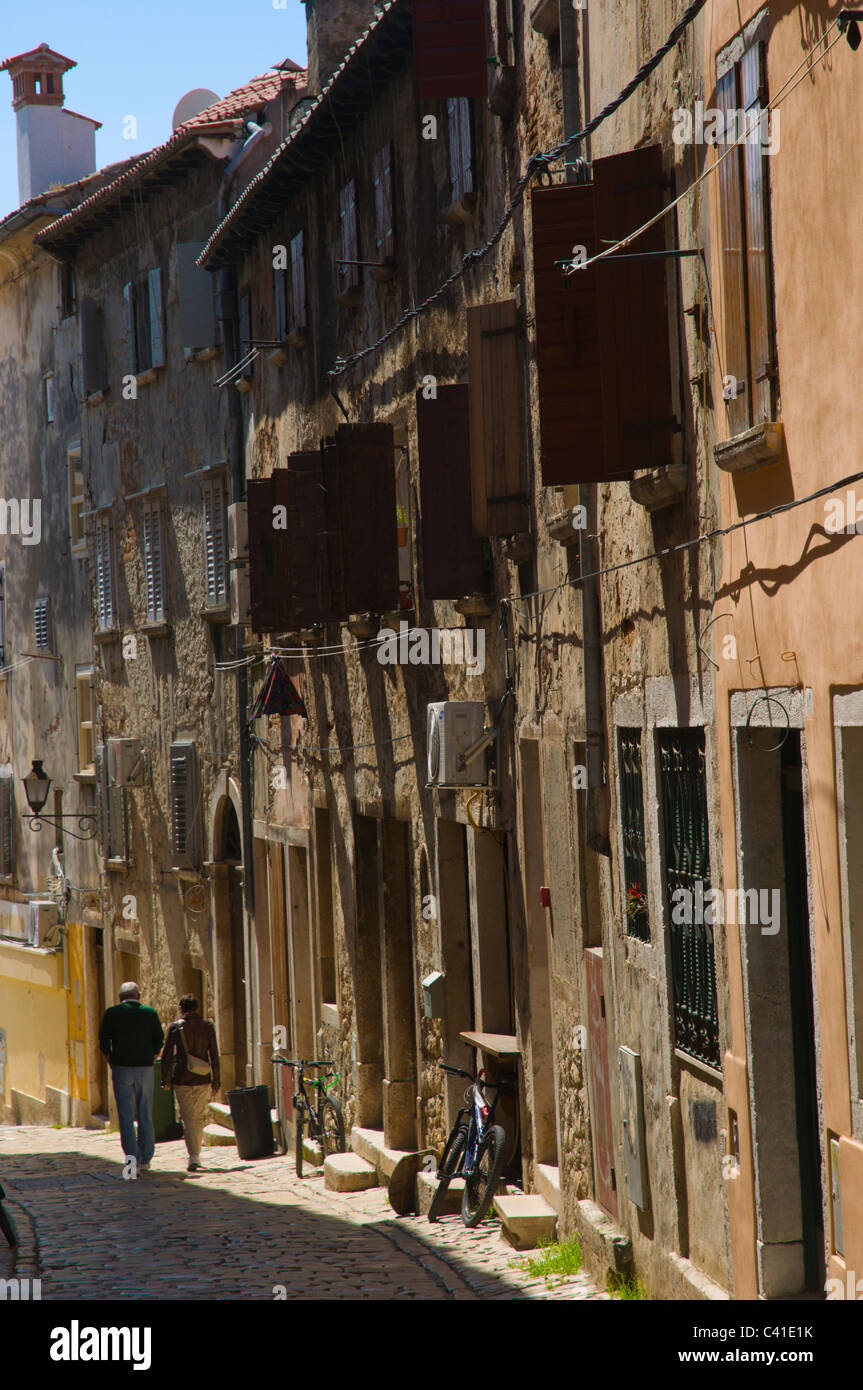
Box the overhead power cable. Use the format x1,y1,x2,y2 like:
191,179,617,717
327,0,711,381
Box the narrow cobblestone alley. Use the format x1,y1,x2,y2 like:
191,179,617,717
0,1127,606,1301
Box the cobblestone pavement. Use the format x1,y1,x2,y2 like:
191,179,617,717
0,1125,606,1301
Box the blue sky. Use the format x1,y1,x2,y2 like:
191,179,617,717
0,0,309,218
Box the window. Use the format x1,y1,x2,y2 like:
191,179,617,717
0,563,6,669
76,667,95,773
289,231,307,335
202,475,228,607
33,597,52,653
337,180,360,301
94,513,117,631
60,260,76,319
717,17,777,435
68,444,85,550
123,268,164,376
170,741,199,868
618,729,649,941
658,728,720,1069
448,97,475,208
141,501,166,623
0,773,14,877
43,372,54,424
372,145,395,265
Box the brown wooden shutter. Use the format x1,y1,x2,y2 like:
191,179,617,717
328,424,399,617
290,231,307,331
448,98,464,202
413,0,488,98
740,41,775,426
716,67,749,437
273,263,287,342
338,181,359,291
239,289,253,377
592,145,675,478
282,451,334,628
417,386,488,598
373,145,395,262
460,99,474,195
467,299,526,535
531,181,605,485
248,476,279,632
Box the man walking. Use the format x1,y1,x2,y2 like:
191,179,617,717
161,994,220,1173
99,982,165,1176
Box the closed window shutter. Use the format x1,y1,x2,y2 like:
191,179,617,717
448,98,463,202
95,743,109,853
170,741,198,868
108,785,128,861
413,0,488,98
329,424,399,617
417,385,488,598
203,477,228,606
716,67,750,437
248,476,279,632
142,504,165,622
0,775,13,877
467,299,526,535
95,515,116,630
290,232,307,331
34,597,52,651
81,297,107,395
177,242,216,349
459,99,474,195
147,267,164,369
740,41,775,426
123,282,136,375
373,145,395,261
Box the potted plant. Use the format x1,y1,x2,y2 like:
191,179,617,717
626,881,648,929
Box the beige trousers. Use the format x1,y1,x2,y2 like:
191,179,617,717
175,1084,211,1159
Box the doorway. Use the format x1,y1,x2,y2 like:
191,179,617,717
213,798,247,1092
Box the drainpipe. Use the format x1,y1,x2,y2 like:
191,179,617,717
561,0,610,854
217,118,267,1081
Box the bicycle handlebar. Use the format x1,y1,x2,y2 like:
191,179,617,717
272,1055,334,1069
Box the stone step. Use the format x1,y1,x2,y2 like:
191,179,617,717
349,1126,414,1181
324,1152,378,1192
302,1137,324,1167
417,1168,465,1217
535,1162,562,1214
202,1123,236,1147
208,1101,234,1133
494,1194,558,1250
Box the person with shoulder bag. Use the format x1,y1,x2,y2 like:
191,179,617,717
160,994,220,1172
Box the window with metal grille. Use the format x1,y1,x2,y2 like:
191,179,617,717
202,475,228,607
170,741,199,868
141,501,166,623
448,97,474,206
716,14,778,434
33,597,52,652
658,728,720,1069
618,728,649,941
94,513,116,630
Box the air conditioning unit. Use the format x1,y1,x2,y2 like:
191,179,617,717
227,501,248,561
27,900,60,948
427,701,487,787
230,566,250,626
107,738,146,787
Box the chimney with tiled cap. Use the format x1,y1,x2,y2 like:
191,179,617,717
0,43,100,205
301,0,381,95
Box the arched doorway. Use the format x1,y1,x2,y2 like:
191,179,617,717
212,796,247,1092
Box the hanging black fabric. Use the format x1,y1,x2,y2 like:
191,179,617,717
250,656,307,721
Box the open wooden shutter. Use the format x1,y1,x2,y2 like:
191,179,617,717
417,386,487,598
273,263,287,343
328,424,399,617
716,67,749,437
95,744,109,854
282,452,334,628
147,268,164,369
81,297,107,395
467,299,526,534
740,41,775,426
238,290,253,376
123,282,136,375
413,0,488,98
373,145,395,262
290,232,307,332
248,476,279,632
170,742,198,868
338,181,359,292
0,775,13,877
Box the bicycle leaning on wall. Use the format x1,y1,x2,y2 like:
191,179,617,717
428,1062,511,1227
272,1054,346,1178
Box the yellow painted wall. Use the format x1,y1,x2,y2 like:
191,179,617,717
0,941,68,1109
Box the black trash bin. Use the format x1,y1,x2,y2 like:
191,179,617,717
226,1085,274,1160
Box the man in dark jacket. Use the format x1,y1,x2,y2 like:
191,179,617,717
160,995,220,1172
98,982,165,1174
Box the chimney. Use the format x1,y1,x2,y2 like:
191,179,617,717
302,0,380,96
0,43,100,205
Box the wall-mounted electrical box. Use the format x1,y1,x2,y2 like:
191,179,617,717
422,970,445,1019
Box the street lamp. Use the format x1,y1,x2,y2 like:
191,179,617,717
22,760,98,841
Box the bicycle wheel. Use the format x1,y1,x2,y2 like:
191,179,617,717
428,1124,467,1223
461,1124,506,1227
320,1096,346,1157
0,1200,19,1249
294,1102,305,1179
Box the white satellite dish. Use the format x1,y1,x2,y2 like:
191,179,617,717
172,88,221,131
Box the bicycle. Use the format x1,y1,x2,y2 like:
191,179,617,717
428,1062,510,1227
0,1182,19,1249
272,1054,345,1178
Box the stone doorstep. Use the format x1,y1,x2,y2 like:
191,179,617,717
417,1168,465,1217
209,1100,281,1144
324,1152,378,1193
302,1137,324,1167
535,1163,561,1214
350,1126,415,1183
203,1123,235,1147
495,1194,558,1251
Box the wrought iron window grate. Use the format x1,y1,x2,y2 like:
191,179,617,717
619,728,649,941
659,728,720,1069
